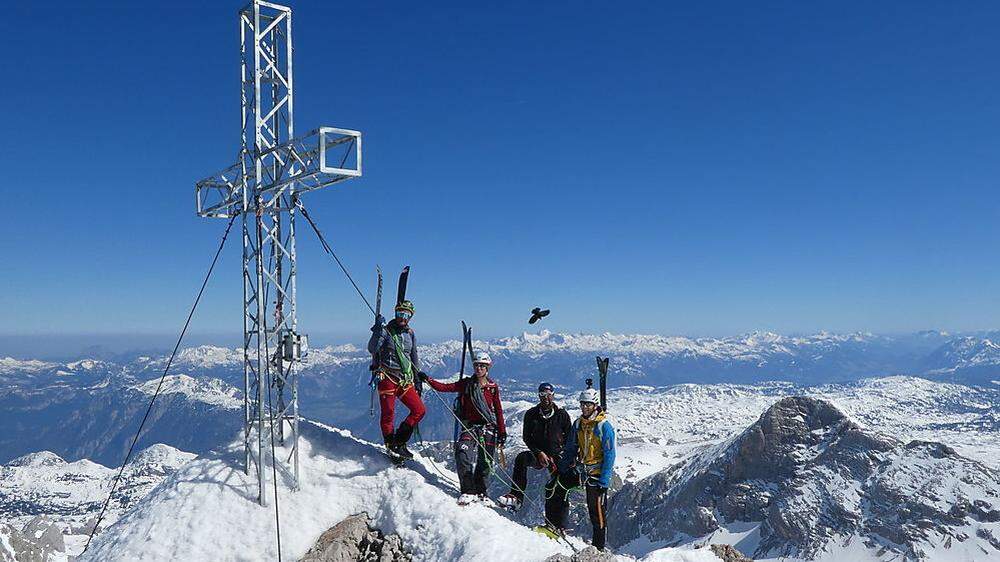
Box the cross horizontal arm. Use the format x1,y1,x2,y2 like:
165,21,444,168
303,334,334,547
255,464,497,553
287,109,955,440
196,127,362,218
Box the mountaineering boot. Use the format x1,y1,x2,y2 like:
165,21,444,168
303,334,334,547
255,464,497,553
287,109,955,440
477,494,495,507
457,494,477,506
384,432,403,459
391,422,415,460
497,493,522,511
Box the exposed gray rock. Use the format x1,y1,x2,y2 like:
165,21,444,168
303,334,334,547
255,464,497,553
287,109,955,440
0,522,49,562
299,513,410,562
22,516,65,554
709,543,754,561
543,546,616,561
609,397,1000,561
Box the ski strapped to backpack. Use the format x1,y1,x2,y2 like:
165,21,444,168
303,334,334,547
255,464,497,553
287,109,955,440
459,321,470,380
596,356,610,413
370,266,417,388
452,322,471,441
368,267,383,417
396,265,409,307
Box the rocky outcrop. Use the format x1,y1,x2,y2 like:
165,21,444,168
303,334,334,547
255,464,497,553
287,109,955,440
609,397,1000,561
543,546,617,562
709,544,754,561
0,517,66,562
299,513,409,562
544,544,752,562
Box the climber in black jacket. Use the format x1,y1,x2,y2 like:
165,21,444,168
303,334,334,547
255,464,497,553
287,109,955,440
497,382,572,524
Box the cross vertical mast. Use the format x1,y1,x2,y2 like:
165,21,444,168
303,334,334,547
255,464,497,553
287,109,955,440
196,0,363,506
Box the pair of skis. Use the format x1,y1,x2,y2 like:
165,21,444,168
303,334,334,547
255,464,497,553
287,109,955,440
372,266,413,467
585,357,611,413
450,321,474,440
459,321,474,379
596,356,609,413
369,266,410,416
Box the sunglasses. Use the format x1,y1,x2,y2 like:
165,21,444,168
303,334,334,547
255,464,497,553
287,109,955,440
395,311,412,320
538,391,554,399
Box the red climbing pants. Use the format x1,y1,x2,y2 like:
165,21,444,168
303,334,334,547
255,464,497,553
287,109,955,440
378,374,426,438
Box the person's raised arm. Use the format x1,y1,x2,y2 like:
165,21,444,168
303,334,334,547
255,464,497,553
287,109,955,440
366,316,385,354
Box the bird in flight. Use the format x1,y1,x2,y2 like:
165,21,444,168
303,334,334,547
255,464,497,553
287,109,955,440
528,307,550,324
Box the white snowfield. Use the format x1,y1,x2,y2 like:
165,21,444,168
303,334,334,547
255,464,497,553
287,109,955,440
506,375,997,488
0,356,57,375
134,374,242,409
0,445,197,559
80,422,719,562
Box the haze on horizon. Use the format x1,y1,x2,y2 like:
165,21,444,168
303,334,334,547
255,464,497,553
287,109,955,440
4,2,1000,347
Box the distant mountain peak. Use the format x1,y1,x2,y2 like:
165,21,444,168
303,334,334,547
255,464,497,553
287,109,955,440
7,451,66,468
133,375,241,409
611,397,1000,560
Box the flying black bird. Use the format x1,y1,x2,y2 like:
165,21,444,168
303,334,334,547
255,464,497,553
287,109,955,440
528,307,550,324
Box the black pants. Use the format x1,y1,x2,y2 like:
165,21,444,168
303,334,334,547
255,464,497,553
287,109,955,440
512,451,566,525
455,424,496,495
543,471,578,531
545,472,608,549
512,450,551,499
586,484,609,550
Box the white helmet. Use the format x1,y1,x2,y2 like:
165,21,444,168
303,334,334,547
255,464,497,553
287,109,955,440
579,388,599,404
473,352,493,366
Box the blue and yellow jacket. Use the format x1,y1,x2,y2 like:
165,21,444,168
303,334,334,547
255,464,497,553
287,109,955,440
558,410,616,488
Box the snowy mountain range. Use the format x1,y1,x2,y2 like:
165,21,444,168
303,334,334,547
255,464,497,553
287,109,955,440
3,329,998,460
610,397,1000,561
8,329,997,390
2,330,1000,560
0,444,195,561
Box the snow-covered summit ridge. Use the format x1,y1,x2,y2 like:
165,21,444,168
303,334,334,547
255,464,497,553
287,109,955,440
6,451,66,468
134,374,241,409
80,422,723,562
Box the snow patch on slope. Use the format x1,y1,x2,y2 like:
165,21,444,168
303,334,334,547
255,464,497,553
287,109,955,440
134,375,241,409
0,357,56,374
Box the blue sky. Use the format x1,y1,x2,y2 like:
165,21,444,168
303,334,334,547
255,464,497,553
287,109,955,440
3,2,1000,353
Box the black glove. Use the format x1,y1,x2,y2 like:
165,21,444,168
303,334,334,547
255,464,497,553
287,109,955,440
417,371,429,382
371,314,385,333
